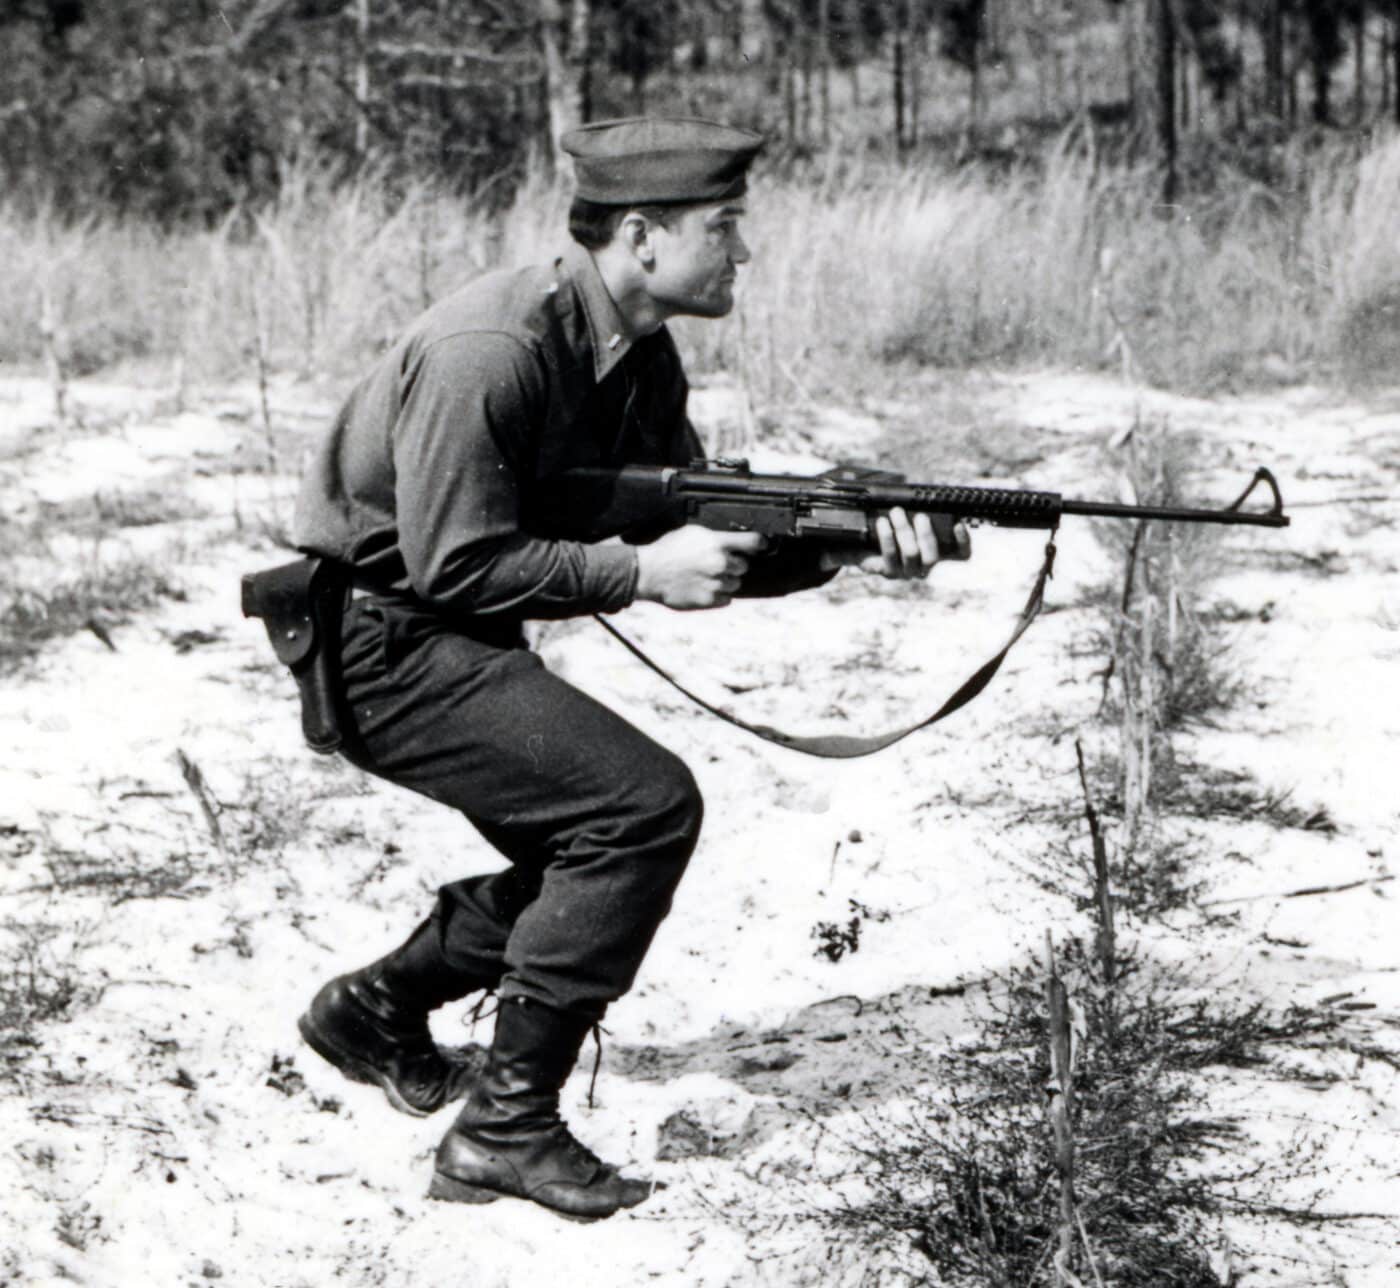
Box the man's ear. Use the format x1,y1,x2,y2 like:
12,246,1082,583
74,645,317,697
618,211,655,267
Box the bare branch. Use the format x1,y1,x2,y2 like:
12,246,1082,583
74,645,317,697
395,71,539,95
375,42,538,67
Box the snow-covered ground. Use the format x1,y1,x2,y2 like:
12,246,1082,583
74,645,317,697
0,369,1395,1286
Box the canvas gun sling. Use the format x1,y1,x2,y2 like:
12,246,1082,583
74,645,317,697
593,534,1059,759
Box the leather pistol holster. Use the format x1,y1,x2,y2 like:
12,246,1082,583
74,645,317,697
241,557,348,754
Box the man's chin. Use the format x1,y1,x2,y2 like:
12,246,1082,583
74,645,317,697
681,292,735,320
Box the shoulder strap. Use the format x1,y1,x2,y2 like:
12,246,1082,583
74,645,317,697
593,536,1057,759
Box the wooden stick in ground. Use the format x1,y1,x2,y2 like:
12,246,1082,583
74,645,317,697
1075,740,1117,989
1045,931,1078,1285
176,748,226,852
39,277,70,428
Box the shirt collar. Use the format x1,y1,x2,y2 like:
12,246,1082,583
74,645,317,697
561,242,636,382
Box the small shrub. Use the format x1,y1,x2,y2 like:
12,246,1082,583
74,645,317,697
812,900,890,963
54,1203,104,1253
0,918,96,1081
812,917,862,963
764,938,1347,1286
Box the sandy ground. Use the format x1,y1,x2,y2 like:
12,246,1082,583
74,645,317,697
0,367,1396,1286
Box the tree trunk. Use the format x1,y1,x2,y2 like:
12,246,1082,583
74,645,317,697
968,4,982,146
910,0,922,149
354,0,370,158
539,0,590,166
1393,3,1400,124
1034,0,1051,119
1355,0,1368,124
785,50,797,141
1122,0,1139,112
893,0,907,153
1178,27,1190,134
1154,0,1178,204
569,0,592,123
1383,6,1394,119
1311,52,1333,123
799,25,813,144
1264,0,1284,120
1125,0,1153,145
1287,5,1299,124
818,0,831,147
1307,3,1336,124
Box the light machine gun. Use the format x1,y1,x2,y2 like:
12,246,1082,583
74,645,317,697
557,458,1290,759
558,458,1290,557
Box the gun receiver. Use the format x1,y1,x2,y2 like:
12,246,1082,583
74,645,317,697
560,459,1290,559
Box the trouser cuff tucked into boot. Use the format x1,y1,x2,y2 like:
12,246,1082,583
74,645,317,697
298,919,489,1117
429,995,657,1221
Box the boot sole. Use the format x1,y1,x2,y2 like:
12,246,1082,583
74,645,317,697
426,1172,503,1206
297,1010,431,1119
427,1172,614,1223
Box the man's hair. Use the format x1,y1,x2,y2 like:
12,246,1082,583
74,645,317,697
567,197,684,250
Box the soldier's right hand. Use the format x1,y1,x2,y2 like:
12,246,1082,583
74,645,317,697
634,527,768,610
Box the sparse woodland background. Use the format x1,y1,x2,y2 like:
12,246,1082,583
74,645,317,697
6,0,1400,397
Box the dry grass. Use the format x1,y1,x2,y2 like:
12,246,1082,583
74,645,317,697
5,134,1400,397
0,555,184,674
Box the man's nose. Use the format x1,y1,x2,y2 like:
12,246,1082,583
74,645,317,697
730,233,751,265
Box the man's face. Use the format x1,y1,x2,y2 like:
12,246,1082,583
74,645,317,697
643,200,751,320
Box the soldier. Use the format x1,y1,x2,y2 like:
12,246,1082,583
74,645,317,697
289,116,953,1221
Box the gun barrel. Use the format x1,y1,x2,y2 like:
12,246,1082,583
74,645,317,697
676,471,1064,527
1060,498,1291,527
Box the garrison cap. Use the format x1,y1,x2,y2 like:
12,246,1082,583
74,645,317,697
560,116,765,205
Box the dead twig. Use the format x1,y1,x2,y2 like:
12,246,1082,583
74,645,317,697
1044,932,1080,1286
1202,875,1393,907
175,749,225,852
1075,741,1116,989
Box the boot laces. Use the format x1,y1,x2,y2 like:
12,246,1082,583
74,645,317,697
465,990,499,1031
540,1119,612,1180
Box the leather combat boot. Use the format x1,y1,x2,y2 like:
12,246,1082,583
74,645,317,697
428,995,656,1221
298,919,487,1117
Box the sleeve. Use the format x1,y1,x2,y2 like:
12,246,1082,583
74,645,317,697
393,331,638,619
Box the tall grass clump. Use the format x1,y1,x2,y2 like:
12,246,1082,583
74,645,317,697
0,163,539,386
1086,421,1238,843
4,132,1399,393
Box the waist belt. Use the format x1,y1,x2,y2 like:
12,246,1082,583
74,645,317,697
240,556,349,753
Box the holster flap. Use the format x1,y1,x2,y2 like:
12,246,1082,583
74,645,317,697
241,559,321,669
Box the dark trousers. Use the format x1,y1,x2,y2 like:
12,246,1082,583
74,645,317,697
336,596,703,1020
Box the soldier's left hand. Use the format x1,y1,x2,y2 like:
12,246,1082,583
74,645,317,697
821,508,970,579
